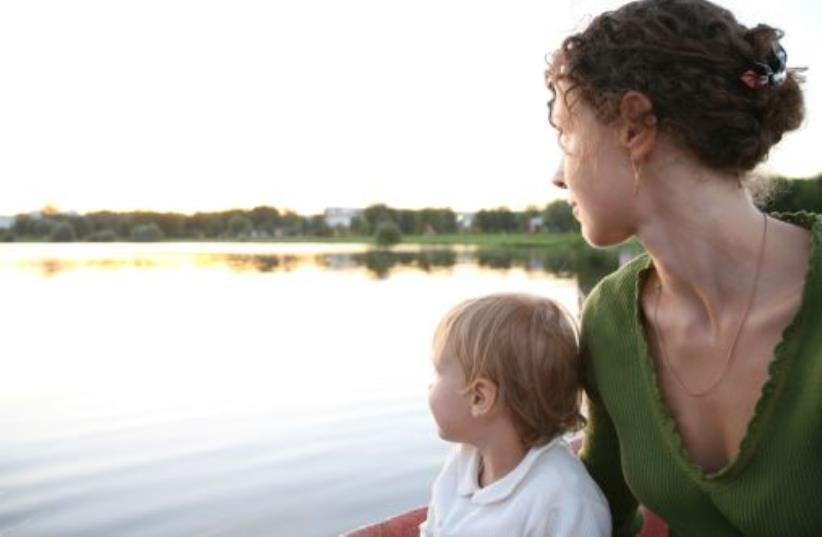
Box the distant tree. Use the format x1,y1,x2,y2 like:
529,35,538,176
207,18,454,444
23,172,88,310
12,214,34,237
228,215,254,238
130,223,164,242
85,211,121,237
196,213,226,238
32,218,56,238
416,208,457,234
375,220,402,247
116,219,134,239
49,222,76,242
305,215,332,237
396,209,416,235
363,204,397,235
349,215,369,235
64,215,92,238
86,229,119,242
761,175,822,214
474,208,517,233
542,200,579,233
279,210,304,236
249,206,281,234
139,212,186,237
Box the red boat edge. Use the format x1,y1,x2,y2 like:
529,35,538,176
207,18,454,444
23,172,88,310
341,506,667,537
342,438,668,537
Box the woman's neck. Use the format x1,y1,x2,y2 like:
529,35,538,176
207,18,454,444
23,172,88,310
634,165,808,332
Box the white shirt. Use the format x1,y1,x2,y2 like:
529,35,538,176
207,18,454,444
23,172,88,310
419,437,611,536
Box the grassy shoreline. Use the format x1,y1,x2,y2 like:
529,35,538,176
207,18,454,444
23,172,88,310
5,232,586,248
238,232,584,247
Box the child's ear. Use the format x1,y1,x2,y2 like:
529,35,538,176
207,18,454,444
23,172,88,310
469,378,498,418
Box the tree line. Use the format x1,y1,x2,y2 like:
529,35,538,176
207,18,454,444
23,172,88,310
1,174,820,242
760,175,822,214
0,202,580,242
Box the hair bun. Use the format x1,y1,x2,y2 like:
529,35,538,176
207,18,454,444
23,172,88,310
545,1,806,175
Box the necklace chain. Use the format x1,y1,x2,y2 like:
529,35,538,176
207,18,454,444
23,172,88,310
651,213,769,397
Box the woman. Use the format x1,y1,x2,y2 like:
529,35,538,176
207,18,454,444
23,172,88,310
545,0,821,535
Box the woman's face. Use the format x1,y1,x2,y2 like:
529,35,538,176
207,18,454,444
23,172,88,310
550,86,636,247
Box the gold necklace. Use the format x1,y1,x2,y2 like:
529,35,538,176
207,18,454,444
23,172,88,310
651,213,768,397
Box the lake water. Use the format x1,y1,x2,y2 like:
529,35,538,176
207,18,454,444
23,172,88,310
0,242,612,537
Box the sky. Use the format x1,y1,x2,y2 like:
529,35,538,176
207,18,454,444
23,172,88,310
1,0,821,216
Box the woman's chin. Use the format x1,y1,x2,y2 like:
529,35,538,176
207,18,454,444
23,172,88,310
581,223,630,248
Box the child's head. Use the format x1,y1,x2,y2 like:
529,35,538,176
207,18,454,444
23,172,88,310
428,293,584,448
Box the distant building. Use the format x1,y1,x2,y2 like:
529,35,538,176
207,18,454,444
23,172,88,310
0,216,14,229
528,215,544,233
456,212,475,231
324,208,361,229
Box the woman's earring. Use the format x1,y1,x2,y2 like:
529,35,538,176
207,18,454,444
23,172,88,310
632,161,641,196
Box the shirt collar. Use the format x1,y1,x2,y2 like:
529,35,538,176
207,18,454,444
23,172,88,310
456,437,564,505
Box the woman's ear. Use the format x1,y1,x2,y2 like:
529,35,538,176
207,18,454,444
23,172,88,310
618,91,657,163
469,378,498,418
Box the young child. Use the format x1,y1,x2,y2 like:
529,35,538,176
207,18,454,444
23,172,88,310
420,293,610,536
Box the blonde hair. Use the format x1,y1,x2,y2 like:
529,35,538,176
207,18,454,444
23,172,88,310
432,293,585,447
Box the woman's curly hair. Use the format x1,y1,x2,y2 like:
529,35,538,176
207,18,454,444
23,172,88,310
545,0,805,176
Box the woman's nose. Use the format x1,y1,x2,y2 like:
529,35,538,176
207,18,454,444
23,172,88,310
551,159,566,189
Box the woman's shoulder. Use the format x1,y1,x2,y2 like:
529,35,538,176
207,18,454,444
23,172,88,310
770,210,822,290
770,209,822,232
581,251,650,328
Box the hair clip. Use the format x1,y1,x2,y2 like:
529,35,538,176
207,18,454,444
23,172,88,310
741,42,787,89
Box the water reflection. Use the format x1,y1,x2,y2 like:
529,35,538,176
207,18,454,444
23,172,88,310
342,250,461,278
222,254,300,273
3,243,621,290
0,241,619,536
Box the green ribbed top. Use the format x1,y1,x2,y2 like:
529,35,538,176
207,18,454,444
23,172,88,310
579,211,822,537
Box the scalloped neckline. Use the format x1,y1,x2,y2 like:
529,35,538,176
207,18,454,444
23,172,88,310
632,211,820,482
